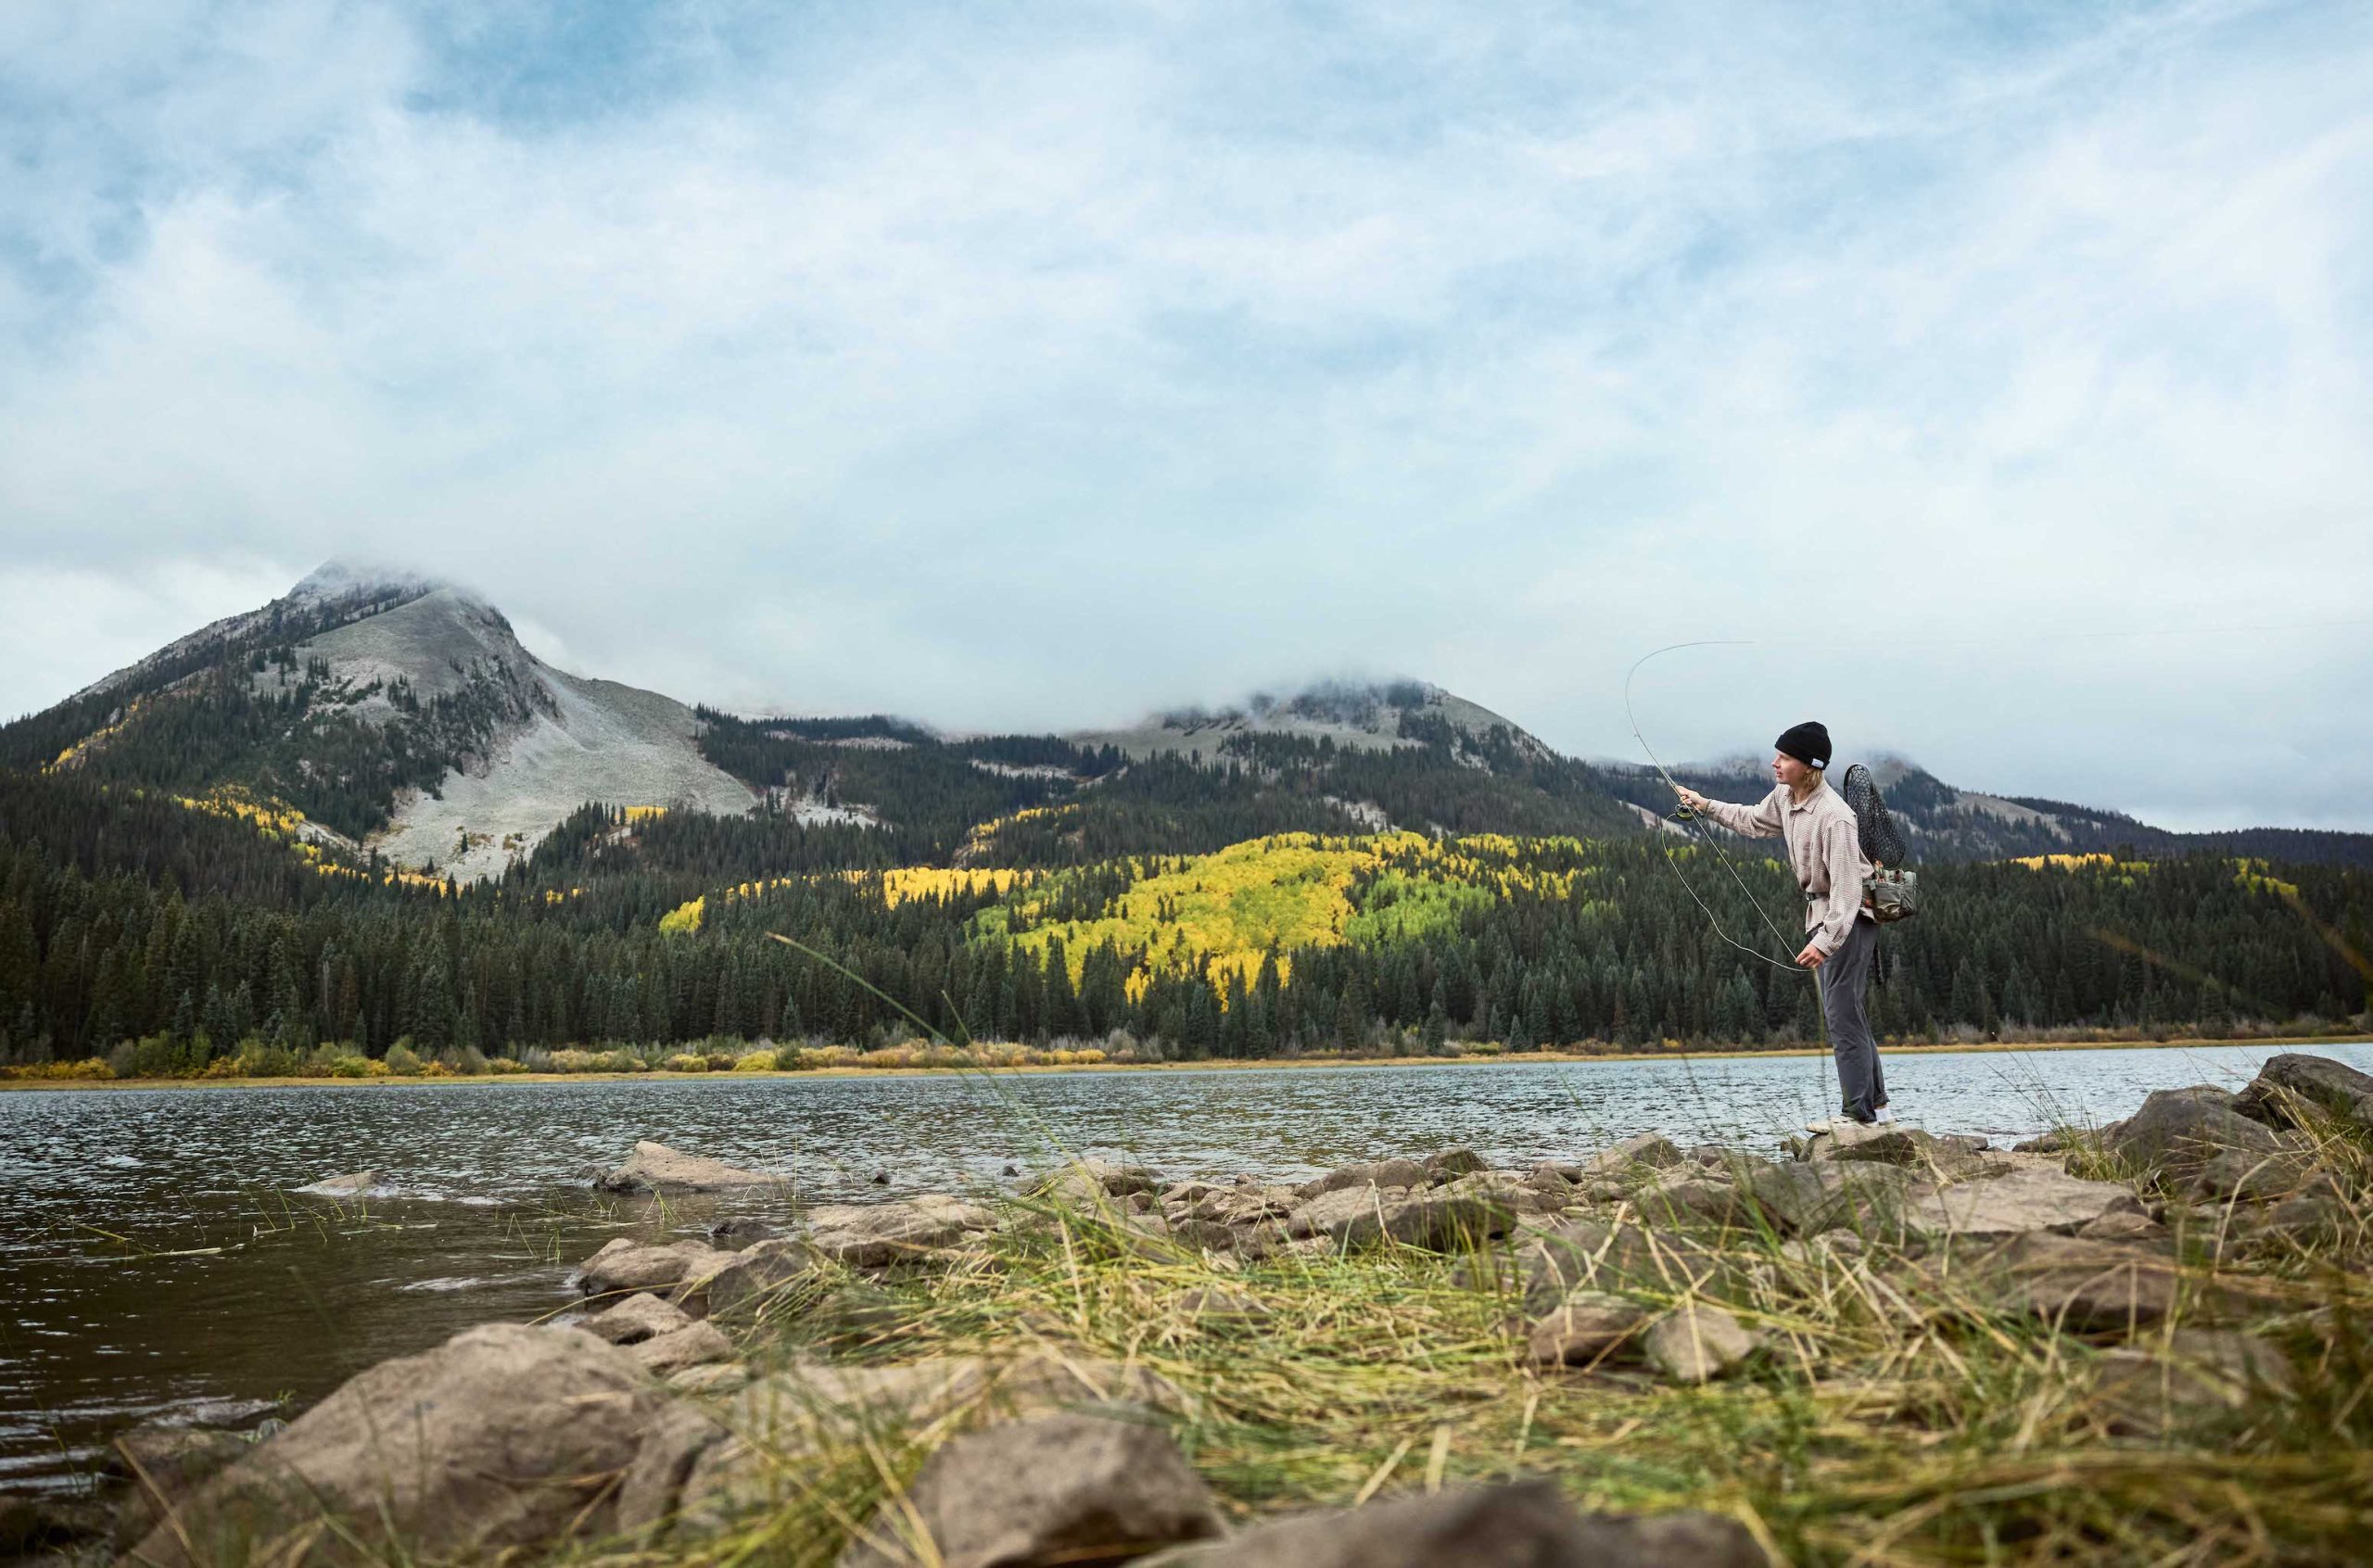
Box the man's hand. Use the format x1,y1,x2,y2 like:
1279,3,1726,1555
1675,786,1709,812
1795,941,1826,969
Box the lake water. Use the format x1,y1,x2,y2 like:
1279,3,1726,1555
4,1040,2367,1496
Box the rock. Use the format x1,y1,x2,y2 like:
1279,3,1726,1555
1139,1478,1765,1568
597,1139,779,1194
1743,1162,1917,1238
839,1414,1223,1568
1423,1147,1490,1180
870,1170,890,1185
1465,1218,1732,1318
1814,1124,1943,1167
0,1495,115,1557
1983,1233,2179,1334
102,1425,249,1543
578,1237,733,1298
615,1399,733,1536
1526,1288,1651,1367
1171,1285,1270,1322
1643,1304,1758,1384
1040,1159,1163,1206
2104,1089,2280,1182
806,1196,994,1270
667,1361,755,1396
2074,1210,2166,1243
2090,1330,2294,1437
585,1291,695,1345
700,1236,818,1317
1581,1132,1685,1176
680,1355,1189,1531
128,1323,684,1567
2014,1132,2068,1154
1296,1158,1431,1199
708,1216,775,1246
2184,1147,2314,1204
1904,1166,2147,1241
1634,1173,1760,1231
298,1170,379,1196
2233,1053,2373,1132
1288,1185,1514,1251
632,1320,736,1373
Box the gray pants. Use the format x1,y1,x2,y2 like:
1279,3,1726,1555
1820,915,1885,1120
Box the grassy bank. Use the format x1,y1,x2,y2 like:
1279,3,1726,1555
555,1119,2373,1566
5,1031,2367,1093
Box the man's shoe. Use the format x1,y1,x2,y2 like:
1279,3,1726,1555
1841,763,1908,868
1873,1106,1896,1125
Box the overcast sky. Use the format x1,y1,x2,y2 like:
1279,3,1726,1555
3,2,2369,831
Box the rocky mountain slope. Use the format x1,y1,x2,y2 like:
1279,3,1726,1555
8,563,2368,881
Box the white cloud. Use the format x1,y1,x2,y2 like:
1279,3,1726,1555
1,0,2368,827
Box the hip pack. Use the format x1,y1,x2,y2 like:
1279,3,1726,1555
1864,866,1918,924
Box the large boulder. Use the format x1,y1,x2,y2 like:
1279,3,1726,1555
1039,1159,1164,1207
699,1236,819,1317
2088,1330,2294,1437
1580,1132,1686,1177
2104,1089,2280,1182
597,1139,780,1194
2233,1053,2373,1133
127,1324,685,1566
1979,1233,2180,1335
1904,1167,2147,1241
839,1414,1223,1567
1139,1479,1765,1567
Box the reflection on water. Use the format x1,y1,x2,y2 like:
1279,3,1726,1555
2,1040,2366,1494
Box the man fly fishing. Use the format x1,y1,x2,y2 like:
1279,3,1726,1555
1672,722,1902,1131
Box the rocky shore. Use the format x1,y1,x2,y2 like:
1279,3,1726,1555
16,1053,2373,1566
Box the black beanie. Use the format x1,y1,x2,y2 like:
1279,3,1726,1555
1774,721,1831,770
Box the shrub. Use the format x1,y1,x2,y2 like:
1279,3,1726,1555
383,1044,425,1076
326,1055,374,1079
482,1055,527,1073
731,1049,780,1072
662,1053,709,1072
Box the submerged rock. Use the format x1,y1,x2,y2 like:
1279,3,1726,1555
598,1140,779,1194
577,1237,733,1298
839,1414,1223,1568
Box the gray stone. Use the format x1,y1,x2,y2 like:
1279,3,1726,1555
1643,1304,1758,1384
1296,1158,1430,1200
578,1237,734,1298
1465,1218,1732,1318
1985,1233,2179,1334
1423,1147,1490,1180
806,1195,994,1270
2105,1089,2281,1183
1581,1132,1685,1176
298,1170,379,1196
2184,1147,2315,1204
1290,1186,1514,1251
597,1140,779,1194
699,1236,818,1318
2233,1052,2373,1132
632,1320,735,1373
1525,1289,1650,1367
839,1414,1222,1568
127,1324,682,1567
1039,1159,1164,1206
1140,1479,1765,1568
1633,1175,1760,1232
585,1291,695,1345
1813,1123,1945,1167
2091,1330,2294,1437
1904,1166,2147,1241
1744,1162,1918,1238
104,1425,249,1545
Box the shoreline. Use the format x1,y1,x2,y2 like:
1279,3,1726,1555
4,1032,2364,1093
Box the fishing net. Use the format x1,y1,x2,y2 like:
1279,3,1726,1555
1841,763,1908,868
